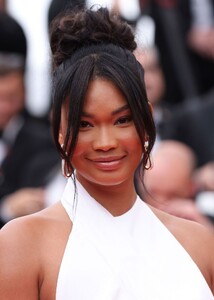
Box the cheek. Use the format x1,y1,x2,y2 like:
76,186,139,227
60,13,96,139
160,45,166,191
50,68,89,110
71,134,89,160
123,128,143,156
129,136,142,152
72,143,84,158
130,127,142,145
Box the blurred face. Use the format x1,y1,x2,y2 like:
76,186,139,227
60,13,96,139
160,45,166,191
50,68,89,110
0,72,25,130
135,49,165,106
144,155,194,204
60,79,143,188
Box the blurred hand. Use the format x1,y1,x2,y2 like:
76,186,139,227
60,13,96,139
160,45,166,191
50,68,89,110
1,188,45,221
193,162,214,192
187,27,214,60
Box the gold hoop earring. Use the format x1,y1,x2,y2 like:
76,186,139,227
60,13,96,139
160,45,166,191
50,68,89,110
61,159,72,177
144,141,152,170
61,144,72,177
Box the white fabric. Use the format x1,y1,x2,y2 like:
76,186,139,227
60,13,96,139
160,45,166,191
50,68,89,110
56,178,214,299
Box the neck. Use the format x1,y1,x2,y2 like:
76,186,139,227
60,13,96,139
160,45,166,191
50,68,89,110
77,177,137,216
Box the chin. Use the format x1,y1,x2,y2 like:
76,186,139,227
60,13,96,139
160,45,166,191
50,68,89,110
79,172,132,188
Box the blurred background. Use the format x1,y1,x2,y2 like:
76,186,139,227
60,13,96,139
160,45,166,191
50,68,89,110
7,0,54,117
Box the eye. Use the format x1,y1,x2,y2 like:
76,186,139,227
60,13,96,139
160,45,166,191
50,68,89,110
115,115,133,125
79,120,93,129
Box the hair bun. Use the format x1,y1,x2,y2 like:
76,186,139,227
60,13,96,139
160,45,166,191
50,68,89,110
50,7,137,67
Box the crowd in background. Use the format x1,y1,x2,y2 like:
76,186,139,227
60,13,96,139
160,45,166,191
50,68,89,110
0,0,214,229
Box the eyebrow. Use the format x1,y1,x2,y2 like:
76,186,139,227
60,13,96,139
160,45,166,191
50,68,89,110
82,104,130,117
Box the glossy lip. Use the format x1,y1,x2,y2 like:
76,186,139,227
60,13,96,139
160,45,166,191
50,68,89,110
88,155,126,171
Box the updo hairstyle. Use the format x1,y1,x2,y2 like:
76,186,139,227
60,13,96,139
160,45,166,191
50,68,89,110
49,6,156,180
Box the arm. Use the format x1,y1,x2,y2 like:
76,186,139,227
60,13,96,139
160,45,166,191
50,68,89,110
193,162,214,191
0,218,41,299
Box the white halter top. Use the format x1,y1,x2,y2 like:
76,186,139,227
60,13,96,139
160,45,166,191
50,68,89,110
56,178,214,299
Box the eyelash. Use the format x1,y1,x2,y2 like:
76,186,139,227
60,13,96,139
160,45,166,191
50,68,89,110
79,115,133,129
115,115,132,125
79,121,92,128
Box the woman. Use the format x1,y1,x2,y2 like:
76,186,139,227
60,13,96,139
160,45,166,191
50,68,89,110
0,7,214,299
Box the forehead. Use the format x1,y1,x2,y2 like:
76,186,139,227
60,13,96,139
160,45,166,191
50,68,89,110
83,78,128,112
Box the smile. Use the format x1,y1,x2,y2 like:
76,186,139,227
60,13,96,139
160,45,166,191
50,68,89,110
89,156,126,170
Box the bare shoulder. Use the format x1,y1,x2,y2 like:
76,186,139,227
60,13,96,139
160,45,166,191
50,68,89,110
0,202,71,300
0,201,70,251
150,205,214,293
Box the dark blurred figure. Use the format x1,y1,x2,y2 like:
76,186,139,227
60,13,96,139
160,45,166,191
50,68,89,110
134,45,173,148
138,0,199,105
48,0,85,24
160,89,214,168
184,0,214,95
134,40,214,224
160,88,214,223
0,12,59,227
137,0,214,107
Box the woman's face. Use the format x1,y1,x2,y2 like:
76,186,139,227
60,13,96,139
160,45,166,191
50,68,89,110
60,78,143,187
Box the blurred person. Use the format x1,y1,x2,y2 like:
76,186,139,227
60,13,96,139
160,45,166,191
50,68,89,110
0,12,59,227
161,87,214,168
139,140,214,229
194,162,214,192
185,0,214,94
134,46,166,114
138,0,199,105
0,0,6,11
134,45,172,148
160,90,214,222
118,0,214,99
187,0,214,60
1,7,214,299
193,161,214,223
157,0,214,176
48,0,85,24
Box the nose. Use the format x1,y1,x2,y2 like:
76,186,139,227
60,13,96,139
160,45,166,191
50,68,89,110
92,126,118,151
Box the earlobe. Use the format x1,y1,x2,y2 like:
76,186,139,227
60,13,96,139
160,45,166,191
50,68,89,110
58,132,64,146
148,101,153,115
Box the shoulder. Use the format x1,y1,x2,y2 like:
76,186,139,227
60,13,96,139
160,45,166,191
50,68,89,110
150,205,214,293
0,212,45,298
0,202,71,299
0,201,71,257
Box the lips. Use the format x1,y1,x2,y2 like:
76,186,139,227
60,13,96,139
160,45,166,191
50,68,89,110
89,155,126,170
91,156,125,163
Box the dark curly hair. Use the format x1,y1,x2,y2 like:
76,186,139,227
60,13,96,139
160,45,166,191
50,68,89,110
49,6,156,185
